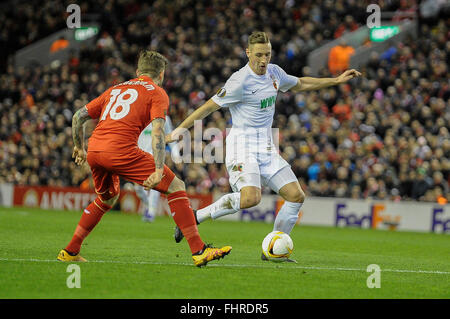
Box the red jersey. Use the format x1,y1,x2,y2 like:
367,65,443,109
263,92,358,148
85,75,169,152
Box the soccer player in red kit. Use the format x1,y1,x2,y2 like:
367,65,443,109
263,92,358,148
57,50,231,267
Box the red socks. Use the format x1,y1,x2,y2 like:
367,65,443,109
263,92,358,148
66,192,204,255
65,197,111,255
167,191,204,254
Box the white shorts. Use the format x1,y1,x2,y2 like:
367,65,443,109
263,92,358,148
226,151,298,193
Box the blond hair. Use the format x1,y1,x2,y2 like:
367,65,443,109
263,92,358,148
137,50,169,78
248,31,270,47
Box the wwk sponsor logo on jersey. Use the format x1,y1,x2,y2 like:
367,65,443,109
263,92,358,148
260,95,276,109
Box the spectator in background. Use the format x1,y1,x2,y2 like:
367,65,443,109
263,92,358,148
431,171,449,195
328,38,355,76
334,15,359,38
332,98,352,122
411,167,431,200
50,36,69,53
392,0,418,22
380,39,398,62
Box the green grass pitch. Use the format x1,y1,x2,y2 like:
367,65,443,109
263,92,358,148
0,206,448,299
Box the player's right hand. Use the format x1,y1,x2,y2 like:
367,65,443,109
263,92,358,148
72,146,86,166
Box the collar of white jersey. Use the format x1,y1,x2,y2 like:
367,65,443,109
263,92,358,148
246,63,268,79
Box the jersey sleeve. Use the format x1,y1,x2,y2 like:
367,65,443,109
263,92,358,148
273,64,298,92
150,88,169,121
211,74,243,108
85,92,107,119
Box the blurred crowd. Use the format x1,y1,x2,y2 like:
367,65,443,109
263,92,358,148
0,0,449,203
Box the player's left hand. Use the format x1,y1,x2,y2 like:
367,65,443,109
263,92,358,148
72,146,86,166
143,170,165,190
336,69,361,83
165,127,185,144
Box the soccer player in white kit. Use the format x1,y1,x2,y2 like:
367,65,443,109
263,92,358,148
167,32,361,258
136,116,179,222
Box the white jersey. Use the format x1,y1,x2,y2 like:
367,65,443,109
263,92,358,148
138,116,179,158
212,63,298,157
212,63,297,128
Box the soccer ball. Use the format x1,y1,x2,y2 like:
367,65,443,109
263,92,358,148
261,231,294,261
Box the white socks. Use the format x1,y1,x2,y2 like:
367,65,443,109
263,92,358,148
196,193,303,234
135,185,160,218
135,185,148,206
147,189,160,217
196,193,241,223
273,201,303,234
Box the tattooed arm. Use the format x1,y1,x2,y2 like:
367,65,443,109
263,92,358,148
71,107,91,166
151,117,166,173
143,117,166,189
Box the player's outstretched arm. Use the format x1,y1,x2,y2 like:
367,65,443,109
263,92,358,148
166,98,220,143
290,69,361,93
164,116,182,162
144,117,166,189
71,107,91,166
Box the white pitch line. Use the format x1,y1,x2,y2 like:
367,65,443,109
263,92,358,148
0,258,449,275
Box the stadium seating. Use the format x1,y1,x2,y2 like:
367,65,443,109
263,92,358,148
0,0,448,203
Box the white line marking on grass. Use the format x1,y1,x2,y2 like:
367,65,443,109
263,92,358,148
0,210,30,216
0,258,449,275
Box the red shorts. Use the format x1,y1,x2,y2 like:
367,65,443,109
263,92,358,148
87,148,176,199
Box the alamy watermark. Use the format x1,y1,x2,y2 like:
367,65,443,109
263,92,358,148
66,264,81,288
367,4,381,28
66,4,81,29
366,264,381,288
169,122,281,164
